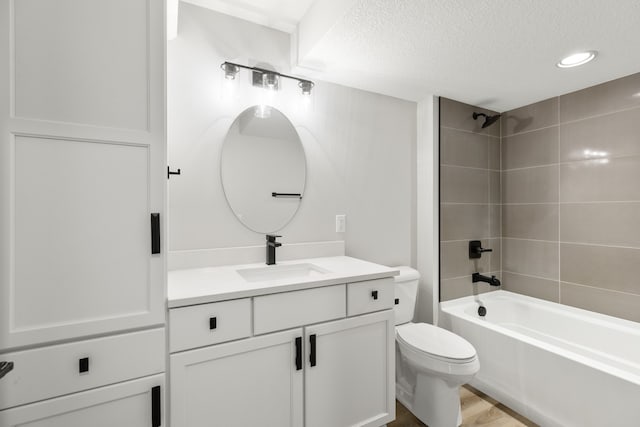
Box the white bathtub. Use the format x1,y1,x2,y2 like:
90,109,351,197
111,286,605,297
439,290,640,427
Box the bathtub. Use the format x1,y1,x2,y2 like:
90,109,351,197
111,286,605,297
439,290,640,427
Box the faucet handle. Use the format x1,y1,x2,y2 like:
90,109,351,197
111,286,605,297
266,234,282,242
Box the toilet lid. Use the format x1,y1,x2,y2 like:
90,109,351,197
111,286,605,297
396,323,476,361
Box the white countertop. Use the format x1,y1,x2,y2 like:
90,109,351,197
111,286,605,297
168,256,399,308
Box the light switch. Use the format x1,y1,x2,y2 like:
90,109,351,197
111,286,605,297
335,215,346,233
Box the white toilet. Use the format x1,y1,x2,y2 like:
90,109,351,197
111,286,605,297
393,266,480,427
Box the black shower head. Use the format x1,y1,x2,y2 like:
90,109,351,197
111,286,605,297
472,112,501,129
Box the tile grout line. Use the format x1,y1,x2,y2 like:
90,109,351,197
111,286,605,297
502,152,640,172
560,280,640,299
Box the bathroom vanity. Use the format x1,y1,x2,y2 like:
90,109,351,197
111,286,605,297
168,256,398,427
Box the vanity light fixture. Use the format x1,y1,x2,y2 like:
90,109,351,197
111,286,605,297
557,51,597,68
220,61,314,95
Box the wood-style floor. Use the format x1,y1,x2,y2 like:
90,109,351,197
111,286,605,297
389,385,538,427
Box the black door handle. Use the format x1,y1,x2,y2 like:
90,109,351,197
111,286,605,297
0,361,14,380
295,337,302,371
151,385,161,427
151,213,160,254
309,334,316,367
371,290,378,300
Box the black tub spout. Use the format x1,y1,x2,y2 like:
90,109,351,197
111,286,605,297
472,272,501,287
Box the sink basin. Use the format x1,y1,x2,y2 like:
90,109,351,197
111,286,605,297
237,263,330,282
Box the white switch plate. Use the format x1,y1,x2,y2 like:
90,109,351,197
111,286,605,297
335,215,346,233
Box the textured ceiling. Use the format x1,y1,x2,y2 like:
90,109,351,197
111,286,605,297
186,0,640,111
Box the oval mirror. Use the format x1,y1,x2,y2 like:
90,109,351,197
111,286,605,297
221,105,306,233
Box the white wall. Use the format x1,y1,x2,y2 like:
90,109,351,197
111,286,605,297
168,3,416,268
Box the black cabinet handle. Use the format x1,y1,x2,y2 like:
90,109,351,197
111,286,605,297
295,337,302,371
79,357,89,373
209,317,217,330
151,213,160,254
371,290,378,300
309,334,316,367
151,385,161,427
0,361,14,380
395,298,400,305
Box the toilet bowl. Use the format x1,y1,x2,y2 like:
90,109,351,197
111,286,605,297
393,267,479,427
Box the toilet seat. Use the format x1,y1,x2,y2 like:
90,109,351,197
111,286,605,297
396,323,476,364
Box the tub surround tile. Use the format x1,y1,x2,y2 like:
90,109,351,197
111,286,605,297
440,128,489,169
502,204,558,241
441,166,488,203
502,272,559,302
489,204,502,238
440,238,500,280
503,238,559,280
560,156,640,202
560,243,640,296
559,72,640,123
502,127,559,170
560,202,640,248
502,97,558,136
502,166,559,204
440,274,499,302
560,282,640,323
488,136,501,170
440,97,500,137
441,204,490,241
559,107,640,162
489,171,501,204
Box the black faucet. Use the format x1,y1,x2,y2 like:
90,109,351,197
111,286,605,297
266,234,282,265
472,273,501,287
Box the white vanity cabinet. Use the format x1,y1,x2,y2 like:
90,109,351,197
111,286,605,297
169,275,396,427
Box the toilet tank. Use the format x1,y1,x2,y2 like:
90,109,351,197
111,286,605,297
393,266,420,325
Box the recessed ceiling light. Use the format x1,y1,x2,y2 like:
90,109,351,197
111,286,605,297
557,51,597,68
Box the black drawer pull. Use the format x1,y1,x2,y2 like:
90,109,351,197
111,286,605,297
371,290,378,300
0,361,14,380
151,385,161,427
295,337,302,371
309,334,316,367
151,213,161,254
209,317,217,330
395,298,400,305
79,357,89,373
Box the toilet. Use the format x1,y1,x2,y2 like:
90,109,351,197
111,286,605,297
393,266,480,427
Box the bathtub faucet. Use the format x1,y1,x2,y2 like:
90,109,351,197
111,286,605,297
472,273,501,287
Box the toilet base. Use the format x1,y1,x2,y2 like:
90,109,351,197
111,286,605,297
397,373,463,427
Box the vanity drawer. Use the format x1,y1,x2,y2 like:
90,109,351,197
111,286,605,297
253,285,346,335
0,328,164,410
347,277,395,316
169,298,251,352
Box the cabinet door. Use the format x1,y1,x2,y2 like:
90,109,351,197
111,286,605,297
305,310,395,427
0,0,166,350
0,374,164,427
171,328,303,427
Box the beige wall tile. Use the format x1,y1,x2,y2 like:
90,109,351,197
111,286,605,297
502,272,559,302
488,136,501,170
441,166,488,203
560,282,640,323
441,128,489,168
441,204,490,241
440,97,500,136
440,274,499,301
489,171,501,204
489,204,501,238
560,202,640,248
559,107,640,162
503,238,559,279
560,156,640,202
502,165,559,203
560,243,640,295
440,238,500,280
559,72,640,123
502,98,559,136
502,126,559,170
502,204,558,240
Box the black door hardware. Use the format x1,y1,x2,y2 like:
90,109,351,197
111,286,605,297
209,317,217,330
151,213,161,254
371,290,378,300
469,240,492,259
295,337,302,371
0,361,14,379
394,298,400,305
167,166,181,179
79,357,89,373
309,334,317,367
151,385,161,427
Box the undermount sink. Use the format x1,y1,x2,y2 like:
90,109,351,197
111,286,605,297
237,263,330,282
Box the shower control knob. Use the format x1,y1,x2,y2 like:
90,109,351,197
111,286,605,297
469,240,492,259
